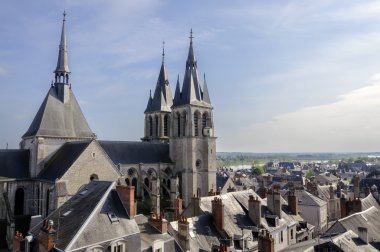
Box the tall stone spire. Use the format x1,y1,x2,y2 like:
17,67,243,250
54,11,70,84
173,29,210,107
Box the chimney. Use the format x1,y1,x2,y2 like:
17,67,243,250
39,220,56,252
208,188,216,196
364,184,370,197
258,230,274,252
173,196,183,221
329,184,334,199
340,195,347,218
288,191,299,215
116,184,135,218
219,243,229,252
226,184,236,193
352,198,362,213
191,193,201,217
148,212,168,233
248,195,261,227
267,185,282,218
212,197,224,231
12,231,25,252
178,216,189,251
358,227,368,244
353,175,360,199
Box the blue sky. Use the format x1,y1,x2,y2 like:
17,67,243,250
1,0,380,152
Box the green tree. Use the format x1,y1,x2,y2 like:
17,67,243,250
252,166,264,175
306,170,315,178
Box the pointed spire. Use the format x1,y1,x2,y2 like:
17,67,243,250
54,11,70,84
187,29,196,68
173,74,181,104
202,73,211,104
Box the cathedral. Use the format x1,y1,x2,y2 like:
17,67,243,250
0,13,216,247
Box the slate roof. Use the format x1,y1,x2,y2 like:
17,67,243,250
38,141,91,181
29,181,140,251
297,190,327,207
22,87,94,139
317,184,336,201
324,206,380,249
360,178,380,191
361,193,380,210
0,149,30,180
145,62,173,113
99,141,172,164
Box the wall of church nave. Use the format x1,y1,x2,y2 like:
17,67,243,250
60,141,120,196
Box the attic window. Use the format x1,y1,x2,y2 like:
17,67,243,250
92,152,96,158
62,210,72,217
108,212,119,223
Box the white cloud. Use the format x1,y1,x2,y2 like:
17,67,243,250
224,73,380,152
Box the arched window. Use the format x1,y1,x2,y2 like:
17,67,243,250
155,115,159,137
149,116,153,136
202,113,207,129
164,114,169,136
177,113,181,137
14,188,24,215
125,178,130,186
194,112,199,136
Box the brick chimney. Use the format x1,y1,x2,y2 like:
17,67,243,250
353,175,360,199
208,188,216,196
39,220,56,252
212,197,224,231
148,212,168,233
352,198,362,213
258,230,274,252
178,216,189,251
116,184,135,218
219,243,229,252
12,231,25,252
288,191,299,215
329,184,334,199
248,195,261,227
340,195,347,218
267,185,281,218
364,184,370,197
226,184,236,193
173,196,183,221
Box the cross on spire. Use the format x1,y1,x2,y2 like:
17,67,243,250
63,11,66,22
189,28,193,43
162,41,165,63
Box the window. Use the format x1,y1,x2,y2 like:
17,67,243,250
149,116,153,136
90,174,98,181
291,229,294,239
155,249,162,252
280,231,283,243
155,116,159,136
177,114,181,136
194,113,199,136
164,115,169,136
114,245,122,252
202,113,207,129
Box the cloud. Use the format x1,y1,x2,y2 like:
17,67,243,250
225,73,380,152
0,66,7,76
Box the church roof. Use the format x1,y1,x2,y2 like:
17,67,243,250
99,141,172,165
173,30,212,108
38,141,91,181
0,149,30,180
22,87,94,139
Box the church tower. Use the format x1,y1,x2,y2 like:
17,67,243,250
170,30,216,206
143,42,173,143
20,13,94,177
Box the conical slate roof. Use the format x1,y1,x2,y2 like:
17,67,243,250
145,62,173,113
55,12,70,75
173,31,211,107
22,87,94,139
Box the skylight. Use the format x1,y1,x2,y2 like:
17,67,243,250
108,212,119,223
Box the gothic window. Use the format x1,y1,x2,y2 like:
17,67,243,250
164,114,169,136
194,112,199,136
125,178,130,185
182,112,187,136
202,113,207,129
196,159,202,170
155,115,159,137
14,188,24,215
149,116,153,136
176,112,181,137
